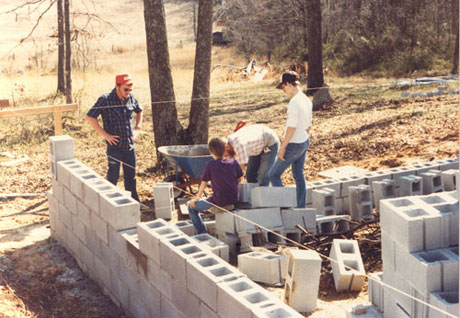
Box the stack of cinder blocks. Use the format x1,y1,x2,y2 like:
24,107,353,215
378,191,459,317
237,251,287,285
48,136,304,318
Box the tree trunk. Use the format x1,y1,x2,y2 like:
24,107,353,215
188,0,213,144
452,28,459,74
64,0,72,103
306,0,324,95
57,0,65,94
143,0,183,151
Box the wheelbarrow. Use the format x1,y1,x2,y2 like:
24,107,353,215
158,144,213,198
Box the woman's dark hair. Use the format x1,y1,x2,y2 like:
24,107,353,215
208,137,226,158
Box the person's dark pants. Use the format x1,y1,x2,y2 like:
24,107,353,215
106,145,139,202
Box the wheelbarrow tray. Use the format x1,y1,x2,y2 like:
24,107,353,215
158,145,213,179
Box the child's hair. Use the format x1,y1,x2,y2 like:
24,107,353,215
208,137,226,158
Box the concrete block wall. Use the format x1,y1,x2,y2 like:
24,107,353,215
48,136,304,318
379,191,459,318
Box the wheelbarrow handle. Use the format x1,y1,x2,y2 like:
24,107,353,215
234,120,246,132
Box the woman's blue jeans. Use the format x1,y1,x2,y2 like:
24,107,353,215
188,199,211,234
106,145,139,202
269,139,309,208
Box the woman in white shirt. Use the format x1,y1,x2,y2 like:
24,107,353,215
269,71,312,208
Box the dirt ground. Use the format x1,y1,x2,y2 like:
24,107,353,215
1,88,458,317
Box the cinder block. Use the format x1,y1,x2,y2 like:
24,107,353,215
71,214,86,243
93,255,110,288
146,260,173,300
338,176,365,197
160,235,205,282
84,227,101,258
396,248,459,295
79,240,95,273
169,277,201,317
428,291,459,318
368,272,384,312
99,240,120,272
58,202,72,229
215,211,236,234
186,254,243,311
364,170,393,192
63,187,77,214
128,291,150,318
380,197,443,252
381,231,396,273
284,249,322,313
200,302,219,318
329,239,366,292
309,179,341,197
281,208,316,232
217,277,275,318
90,211,108,244
174,220,195,236
349,185,373,221
372,179,395,212
413,162,441,175
137,219,181,264
191,233,229,262
49,135,74,161
234,207,282,233
82,177,117,214
56,159,83,188
238,183,258,203
153,183,175,219
420,170,444,194
312,187,336,216
252,300,305,318
441,169,457,191
238,251,287,285
69,166,97,199
109,274,129,308
389,166,419,196
316,215,350,234
251,187,296,208
100,191,140,230
436,158,459,171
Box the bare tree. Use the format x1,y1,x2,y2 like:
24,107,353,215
452,30,459,74
64,0,72,103
188,0,214,144
57,0,65,93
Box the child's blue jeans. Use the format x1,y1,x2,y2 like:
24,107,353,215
188,199,212,234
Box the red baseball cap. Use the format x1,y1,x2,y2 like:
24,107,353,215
115,74,133,86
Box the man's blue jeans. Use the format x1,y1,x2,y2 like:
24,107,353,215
269,139,309,208
106,145,139,202
246,142,279,186
188,199,211,234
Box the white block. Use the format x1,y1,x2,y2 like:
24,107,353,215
191,233,229,262
49,135,74,160
234,207,282,233
312,187,336,215
441,169,457,191
238,183,258,203
281,208,316,232
284,249,322,313
251,187,296,208
153,183,175,219
238,251,287,285
100,191,140,230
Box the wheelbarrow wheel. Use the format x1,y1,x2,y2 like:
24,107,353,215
162,174,188,198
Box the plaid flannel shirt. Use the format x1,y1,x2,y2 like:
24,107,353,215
86,88,142,151
227,125,278,164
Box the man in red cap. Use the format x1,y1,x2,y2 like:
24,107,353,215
85,74,144,204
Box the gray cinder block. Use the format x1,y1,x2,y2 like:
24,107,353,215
420,170,444,194
82,177,117,215
338,175,365,197
284,249,322,313
238,251,287,285
153,183,175,219
309,179,341,197
99,191,140,230
56,159,82,188
312,187,337,216
372,179,395,212
186,254,242,312
281,208,316,233
329,239,366,292
49,135,74,161
238,183,258,203
441,169,457,191
368,272,384,312
174,220,195,236
191,233,229,262
251,187,297,208
413,162,441,175
436,158,459,171
316,215,350,234
428,291,459,318
399,175,423,197
137,219,181,264
234,207,282,233
364,170,393,192
349,184,373,221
